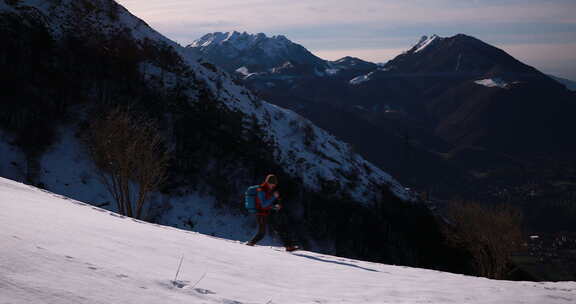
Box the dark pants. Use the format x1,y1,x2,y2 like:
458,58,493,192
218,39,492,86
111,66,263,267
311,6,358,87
248,211,294,247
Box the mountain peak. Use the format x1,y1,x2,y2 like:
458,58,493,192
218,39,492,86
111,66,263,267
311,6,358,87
407,34,489,55
187,31,327,73
188,31,292,50
330,56,378,71
409,34,441,54
190,31,270,49
273,34,289,41
386,33,541,76
452,33,479,41
334,56,372,64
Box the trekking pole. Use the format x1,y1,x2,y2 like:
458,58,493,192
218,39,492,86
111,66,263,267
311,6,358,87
173,255,184,285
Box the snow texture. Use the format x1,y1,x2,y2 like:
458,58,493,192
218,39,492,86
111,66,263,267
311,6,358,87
349,72,374,85
235,66,250,76
190,31,294,58
1,178,575,304
2,124,258,243
325,68,340,75
410,35,441,54
474,78,510,89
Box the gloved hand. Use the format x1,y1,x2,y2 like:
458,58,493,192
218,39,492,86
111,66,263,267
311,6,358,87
273,204,282,211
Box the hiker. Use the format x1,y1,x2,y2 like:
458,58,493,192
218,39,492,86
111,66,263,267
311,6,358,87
245,174,299,252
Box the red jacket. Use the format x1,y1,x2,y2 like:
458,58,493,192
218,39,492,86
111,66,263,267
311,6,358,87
255,183,277,216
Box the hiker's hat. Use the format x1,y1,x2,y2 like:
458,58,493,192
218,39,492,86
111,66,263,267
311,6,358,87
265,174,278,185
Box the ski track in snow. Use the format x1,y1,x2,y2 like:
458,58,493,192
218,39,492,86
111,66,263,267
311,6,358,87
1,178,575,304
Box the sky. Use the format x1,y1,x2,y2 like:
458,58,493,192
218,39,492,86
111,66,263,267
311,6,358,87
116,0,576,80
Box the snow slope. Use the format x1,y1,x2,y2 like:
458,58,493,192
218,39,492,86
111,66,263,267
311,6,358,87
1,177,575,304
349,72,374,85
413,35,440,53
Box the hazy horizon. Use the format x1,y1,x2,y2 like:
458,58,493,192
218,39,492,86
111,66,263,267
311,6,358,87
116,0,576,80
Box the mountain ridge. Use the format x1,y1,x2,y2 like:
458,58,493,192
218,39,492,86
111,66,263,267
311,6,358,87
0,0,412,203
186,29,576,206
1,0,465,270
187,31,327,73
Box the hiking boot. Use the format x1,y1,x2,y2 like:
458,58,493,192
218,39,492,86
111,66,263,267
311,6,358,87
245,242,255,246
285,245,300,252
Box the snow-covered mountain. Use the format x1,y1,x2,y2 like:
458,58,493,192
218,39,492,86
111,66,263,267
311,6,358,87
187,31,328,74
3,177,575,304
188,30,576,213
0,0,450,267
346,33,576,142
337,34,576,213
187,32,382,80
0,0,411,200
384,33,542,76
372,34,576,153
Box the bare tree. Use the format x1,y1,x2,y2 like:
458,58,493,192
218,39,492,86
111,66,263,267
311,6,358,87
87,107,169,219
443,200,523,279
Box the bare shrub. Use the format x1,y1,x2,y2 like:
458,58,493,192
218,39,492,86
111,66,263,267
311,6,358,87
87,107,169,219
443,200,523,279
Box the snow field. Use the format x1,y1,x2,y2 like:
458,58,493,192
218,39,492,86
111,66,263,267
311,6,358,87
1,177,575,304
474,78,510,89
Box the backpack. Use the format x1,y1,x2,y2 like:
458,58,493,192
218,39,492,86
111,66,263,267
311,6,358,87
244,185,260,213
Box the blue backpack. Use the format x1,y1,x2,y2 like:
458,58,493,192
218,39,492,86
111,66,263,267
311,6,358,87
244,185,260,213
